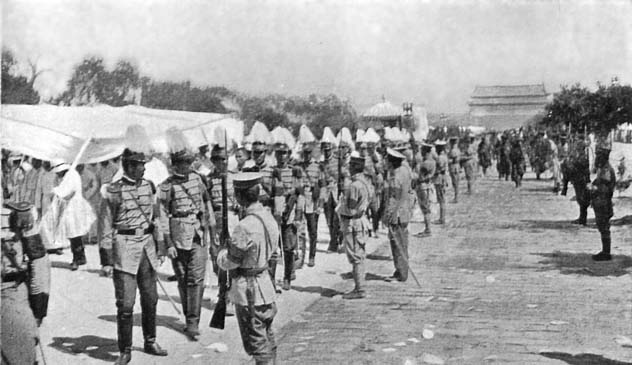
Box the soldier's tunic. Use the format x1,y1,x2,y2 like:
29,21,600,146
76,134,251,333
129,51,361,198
384,164,412,282
448,145,461,200
591,162,616,245
509,141,526,187
208,169,235,272
103,175,166,353
1,202,50,364
272,164,301,282
416,155,436,215
217,202,280,364
569,143,591,223
337,173,373,265
96,161,120,267
159,172,213,332
320,155,349,251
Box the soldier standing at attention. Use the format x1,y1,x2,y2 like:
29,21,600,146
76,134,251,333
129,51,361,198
337,152,373,299
1,201,51,364
217,173,280,365
415,143,436,236
298,142,322,267
272,142,301,290
320,139,342,253
433,140,449,225
589,145,616,261
447,137,461,203
103,148,168,365
159,135,215,341
568,135,591,225
384,148,412,282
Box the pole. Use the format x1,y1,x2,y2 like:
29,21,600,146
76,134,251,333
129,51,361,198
156,277,183,318
389,236,422,288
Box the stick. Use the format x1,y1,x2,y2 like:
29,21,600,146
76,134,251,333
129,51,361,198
156,277,183,318
38,339,48,365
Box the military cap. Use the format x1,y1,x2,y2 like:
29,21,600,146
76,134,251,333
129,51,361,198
210,145,226,159
233,172,262,190
274,142,290,152
448,136,459,143
171,150,195,164
434,140,447,147
252,141,267,153
420,142,433,151
121,148,148,163
349,151,365,167
51,161,71,173
8,152,22,162
386,148,406,160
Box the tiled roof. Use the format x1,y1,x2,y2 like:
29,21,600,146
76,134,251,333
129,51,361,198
468,96,549,106
471,84,547,98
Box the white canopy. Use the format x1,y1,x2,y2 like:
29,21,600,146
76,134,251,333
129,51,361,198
1,104,244,163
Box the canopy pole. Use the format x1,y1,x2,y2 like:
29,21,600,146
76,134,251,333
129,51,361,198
69,137,92,171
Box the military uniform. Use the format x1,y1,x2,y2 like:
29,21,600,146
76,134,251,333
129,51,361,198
217,174,280,365
337,156,373,299
1,201,50,364
384,149,412,282
590,148,616,261
96,160,120,271
433,142,449,224
568,140,591,225
159,170,213,338
320,148,349,252
208,167,235,272
509,139,526,188
103,166,167,360
416,145,436,235
447,140,461,203
298,156,322,267
461,141,477,194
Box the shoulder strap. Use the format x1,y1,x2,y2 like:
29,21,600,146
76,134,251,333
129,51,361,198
244,213,273,253
127,183,153,227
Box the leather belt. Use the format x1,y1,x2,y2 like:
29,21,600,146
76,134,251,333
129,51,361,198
231,266,269,278
116,225,154,236
340,214,362,220
171,211,195,218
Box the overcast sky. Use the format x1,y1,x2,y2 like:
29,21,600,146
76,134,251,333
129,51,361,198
3,0,631,112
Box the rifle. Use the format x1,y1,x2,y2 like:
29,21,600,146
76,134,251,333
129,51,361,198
337,144,343,202
210,133,230,329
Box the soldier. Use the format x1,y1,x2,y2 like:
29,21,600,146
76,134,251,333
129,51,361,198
217,172,280,365
234,147,250,172
298,142,322,267
509,137,526,188
1,201,51,364
320,140,342,253
366,140,385,233
103,148,168,365
97,157,121,277
207,144,235,274
559,134,571,195
477,135,492,176
496,133,512,181
461,135,477,194
415,142,436,236
338,152,374,299
272,142,301,290
549,135,562,193
383,148,412,282
589,145,616,261
433,140,449,225
567,135,591,225
159,145,214,341
447,137,461,203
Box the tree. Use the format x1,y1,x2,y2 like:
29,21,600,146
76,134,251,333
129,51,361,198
53,56,107,105
1,48,40,104
100,60,140,106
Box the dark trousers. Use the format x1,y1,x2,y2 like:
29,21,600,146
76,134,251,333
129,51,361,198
171,238,207,331
324,195,340,251
113,250,158,353
281,224,297,281
305,213,319,260
235,303,277,364
70,236,86,265
594,204,613,253
573,183,590,222
99,247,113,267
1,282,38,365
388,222,409,282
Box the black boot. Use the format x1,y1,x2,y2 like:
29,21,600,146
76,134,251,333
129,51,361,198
184,285,203,340
592,234,612,261
283,251,294,290
117,311,133,356
70,236,86,268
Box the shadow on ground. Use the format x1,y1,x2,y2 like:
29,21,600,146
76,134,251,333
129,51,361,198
535,251,632,277
540,351,632,365
50,261,73,270
48,335,125,362
520,219,592,230
290,285,342,298
98,314,183,334
611,214,632,226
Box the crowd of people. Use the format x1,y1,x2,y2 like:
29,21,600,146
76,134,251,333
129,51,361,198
1,122,617,365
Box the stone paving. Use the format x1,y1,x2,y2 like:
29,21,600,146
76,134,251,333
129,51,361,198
276,172,632,364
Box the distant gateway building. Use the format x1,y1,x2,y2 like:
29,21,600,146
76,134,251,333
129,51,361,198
468,84,549,130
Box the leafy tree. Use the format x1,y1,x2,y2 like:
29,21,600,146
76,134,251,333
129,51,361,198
1,48,40,104
100,60,140,106
53,56,107,105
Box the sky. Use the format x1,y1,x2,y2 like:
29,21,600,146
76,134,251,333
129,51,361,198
3,0,631,112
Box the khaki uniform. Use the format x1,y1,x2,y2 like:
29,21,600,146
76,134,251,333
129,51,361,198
384,165,412,281
218,202,280,364
448,146,461,201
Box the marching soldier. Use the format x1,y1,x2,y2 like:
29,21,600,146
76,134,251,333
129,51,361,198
337,152,373,299
415,142,436,236
448,137,461,203
589,145,616,261
383,148,412,282
1,201,50,364
509,137,526,188
159,138,215,341
217,172,280,365
433,140,449,225
103,148,168,365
